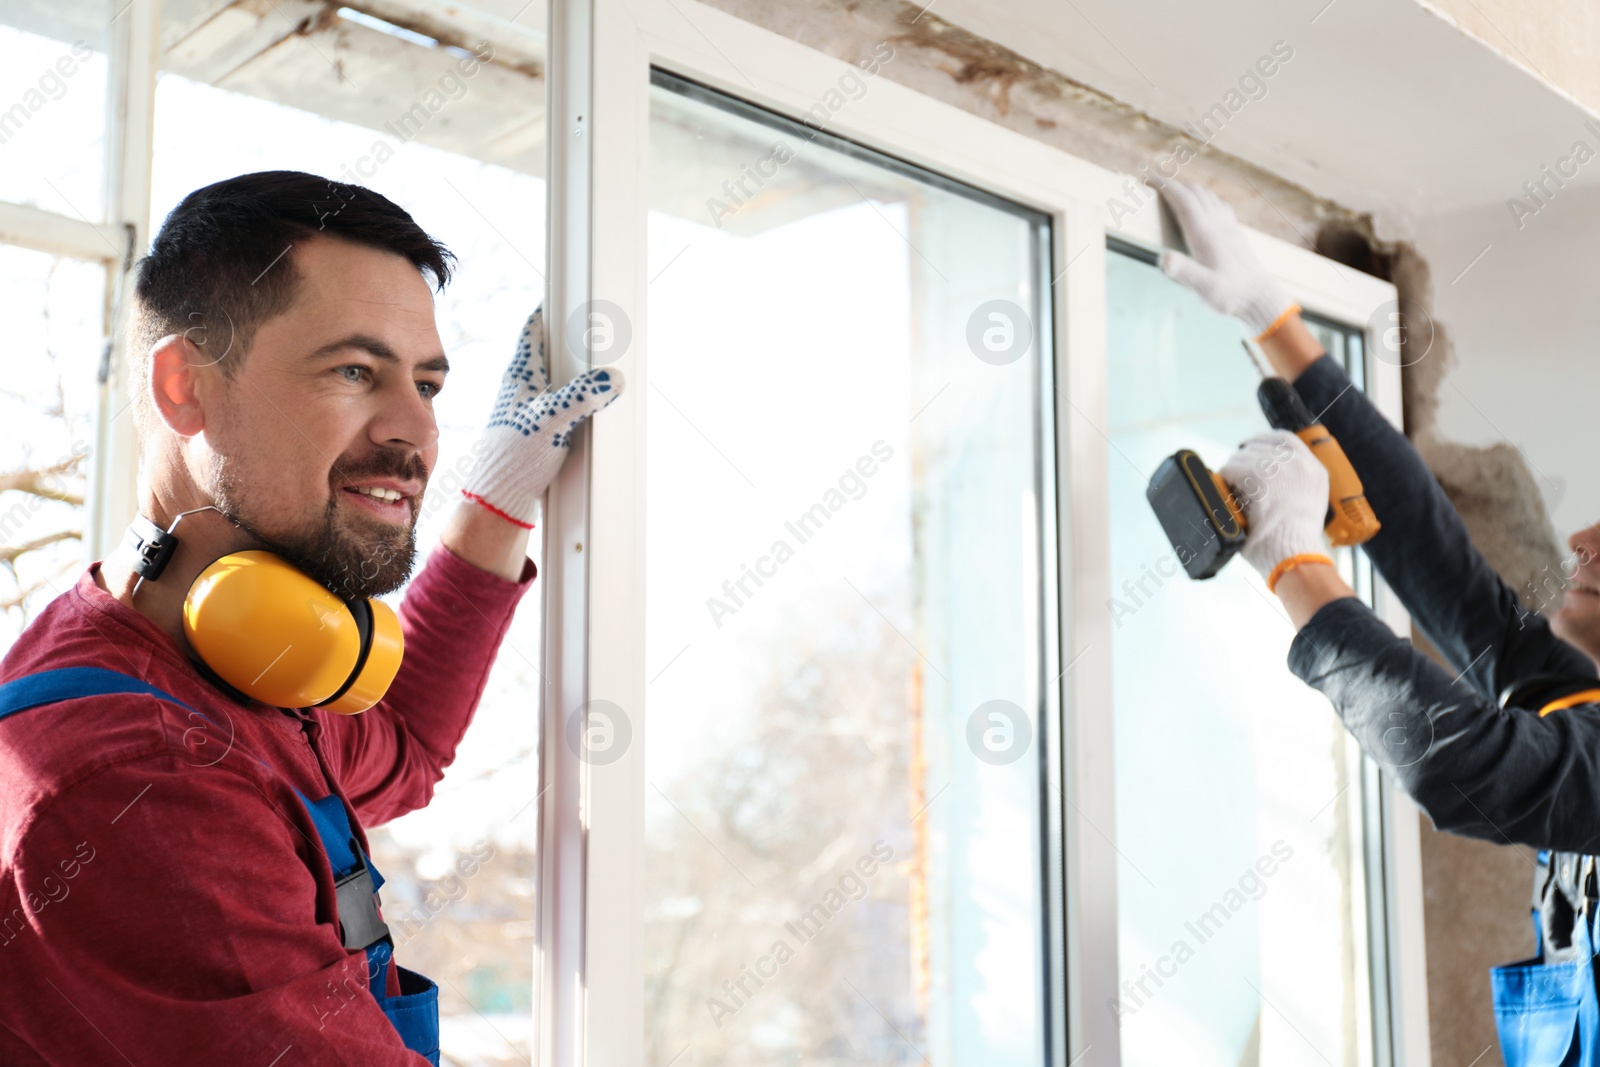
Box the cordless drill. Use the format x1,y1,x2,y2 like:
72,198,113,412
1145,345,1381,580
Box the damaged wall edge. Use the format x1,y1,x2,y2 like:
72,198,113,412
702,0,1567,592
706,0,1366,243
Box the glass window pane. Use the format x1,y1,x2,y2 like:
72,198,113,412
1105,245,1377,1066
0,1,110,219
644,74,1052,1066
148,44,544,1067
0,246,104,648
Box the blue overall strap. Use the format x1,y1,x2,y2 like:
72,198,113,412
0,666,268,773
0,671,392,972
0,666,199,722
289,788,391,957
289,788,440,1063
0,668,440,1064
293,790,388,894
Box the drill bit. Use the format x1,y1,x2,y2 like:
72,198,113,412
1240,338,1269,379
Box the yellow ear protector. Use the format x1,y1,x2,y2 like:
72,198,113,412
124,509,404,714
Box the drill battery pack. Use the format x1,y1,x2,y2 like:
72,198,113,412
1145,449,1249,580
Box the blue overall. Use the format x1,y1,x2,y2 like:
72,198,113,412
0,667,441,1064
1490,850,1600,1066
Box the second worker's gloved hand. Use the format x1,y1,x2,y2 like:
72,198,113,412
461,305,625,528
1157,179,1295,338
1219,429,1331,592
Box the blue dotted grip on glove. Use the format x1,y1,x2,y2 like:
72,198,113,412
462,304,627,528
486,307,617,446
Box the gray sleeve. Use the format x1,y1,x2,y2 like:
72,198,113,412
1290,353,1593,702
1289,596,1600,853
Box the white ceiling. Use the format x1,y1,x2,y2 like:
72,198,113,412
931,0,1600,231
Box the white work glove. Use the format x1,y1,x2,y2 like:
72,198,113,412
460,305,624,527
1158,180,1295,337
1219,430,1330,589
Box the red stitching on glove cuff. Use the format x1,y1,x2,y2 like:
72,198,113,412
462,490,536,530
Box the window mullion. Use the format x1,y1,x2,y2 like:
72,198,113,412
86,0,158,561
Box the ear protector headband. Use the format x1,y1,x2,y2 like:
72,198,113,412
123,509,404,714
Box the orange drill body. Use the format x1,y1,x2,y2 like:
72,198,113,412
1147,372,1379,580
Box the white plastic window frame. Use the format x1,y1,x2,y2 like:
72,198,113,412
1098,232,1427,1067
0,0,159,562
544,0,1429,1064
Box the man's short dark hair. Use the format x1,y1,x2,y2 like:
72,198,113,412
128,170,454,437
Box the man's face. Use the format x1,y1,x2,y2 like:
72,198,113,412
1551,521,1600,660
193,234,448,599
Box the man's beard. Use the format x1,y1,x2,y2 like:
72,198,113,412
205,452,426,600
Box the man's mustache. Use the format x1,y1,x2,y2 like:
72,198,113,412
329,452,430,487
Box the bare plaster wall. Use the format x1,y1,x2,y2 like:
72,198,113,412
1405,181,1600,1065
1425,0,1600,118
696,2,1579,1062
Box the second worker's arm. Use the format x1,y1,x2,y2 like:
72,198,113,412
1159,179,1594,702
1225,433,1600,854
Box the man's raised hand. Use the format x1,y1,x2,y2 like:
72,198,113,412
460,305,625,528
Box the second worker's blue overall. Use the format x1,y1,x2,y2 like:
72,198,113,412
1492,847,1600,1064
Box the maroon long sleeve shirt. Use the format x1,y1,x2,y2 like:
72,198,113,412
0,543,536,1065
